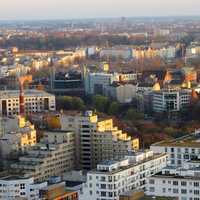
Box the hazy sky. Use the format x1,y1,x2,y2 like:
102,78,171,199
0,0,200,20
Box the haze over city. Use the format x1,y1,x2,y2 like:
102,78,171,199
0,0,200,20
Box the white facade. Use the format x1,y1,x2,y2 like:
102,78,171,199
152,89,191,113
0,176,47,200
0,89,56,117
146,162,200,200
151,130,200,167
80,150,167,200
99,48,132,60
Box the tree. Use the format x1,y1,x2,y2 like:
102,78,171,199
93,95,109,112
125,108,144,121
108,101,120,115
72,97,85,111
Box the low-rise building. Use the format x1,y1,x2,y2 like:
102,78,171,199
0,174,47,200
146,160,200,200
151,130,200,167
39,181,78,200
152,88,191,113
80,150,167,200
0,89,56,117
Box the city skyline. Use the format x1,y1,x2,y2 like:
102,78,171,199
0,0,200,20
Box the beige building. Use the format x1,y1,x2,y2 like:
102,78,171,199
11,130,75,182
0,116,37,159
61,111,139,170
105,83,137,103
0,89,56,117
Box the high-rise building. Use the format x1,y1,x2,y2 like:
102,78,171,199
61,111,139,170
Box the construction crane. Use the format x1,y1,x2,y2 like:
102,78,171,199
18,75,32,116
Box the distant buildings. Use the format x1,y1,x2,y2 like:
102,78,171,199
80,150,167,200
84,70,137,98
99,48,132,60
0,89,56,117
61,111,139,170
152,88,192,113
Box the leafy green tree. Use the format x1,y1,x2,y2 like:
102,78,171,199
125,108,144,121
108,101,120,115
93,95,109,112
72,97,85,110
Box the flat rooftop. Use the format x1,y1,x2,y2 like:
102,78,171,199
91,153,166,175
152,133,200,148
0,89,54,99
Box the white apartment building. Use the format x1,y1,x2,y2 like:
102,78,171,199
151,130,200,167
152,89,191,113
80,150,167,200
146,159,200,200
61,111,139,170
11,130,75,182
0,89,56,117
84,72,119,95
0,175,47,200
99,48,132,60
84,71,137,95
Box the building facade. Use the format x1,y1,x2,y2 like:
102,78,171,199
0,89,56,117
0,116,37,159
151,130,200,167
80,150,167,200
152,89,191,113
11,130,75,182
0,175,47,200
61,111,139,170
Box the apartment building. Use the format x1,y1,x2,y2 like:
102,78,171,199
0,175,47,200
0,89,56,117
0,116,37,159
11,130,75,182
152,89,191,113
151,130,200,167
84,71,137,95
80,150,167,200
146,160,200,200
61,111,139,170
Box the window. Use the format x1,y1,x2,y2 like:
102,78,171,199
181,189,187,194
173,181,178,186
173,188,179,193
194,182,199,187
149,179,155,184
149,187,155,192
194,190,200,195
181,181,187,186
